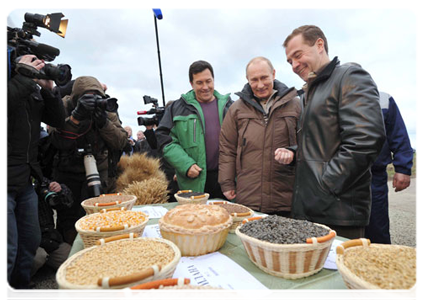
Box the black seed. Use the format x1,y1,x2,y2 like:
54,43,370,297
239,215,330,244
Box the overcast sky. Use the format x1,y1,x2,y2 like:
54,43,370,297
6,4,418,148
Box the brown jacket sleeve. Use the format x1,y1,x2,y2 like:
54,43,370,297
218,103,238,192
98,112,128,151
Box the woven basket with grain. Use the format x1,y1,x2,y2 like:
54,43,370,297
209,201,254,233
336,239,416,289
56,236,181,289
81,193,137,214
174,190,210,205
75,210,149,248
235,217,336,279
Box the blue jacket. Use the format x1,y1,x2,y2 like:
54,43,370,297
372,92,414,175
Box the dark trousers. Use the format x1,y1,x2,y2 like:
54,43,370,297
328,225,365,240
205,170,225,199
54,169,108,244
365,170,391,244
8,182,41,289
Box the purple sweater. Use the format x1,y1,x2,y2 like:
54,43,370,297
199,98,220,171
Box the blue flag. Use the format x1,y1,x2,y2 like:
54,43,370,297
153,9,163,20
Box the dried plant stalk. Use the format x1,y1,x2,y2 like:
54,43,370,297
123,178,169,205
116,153,168,192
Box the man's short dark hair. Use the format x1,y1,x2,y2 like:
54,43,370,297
189,60,214,83
283,25,329,55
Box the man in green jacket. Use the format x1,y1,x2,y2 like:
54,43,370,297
156,60,232,198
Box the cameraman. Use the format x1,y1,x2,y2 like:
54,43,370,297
49,76,127,244
8,54,66,289
32,178,73,278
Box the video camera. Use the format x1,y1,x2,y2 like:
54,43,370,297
137,95,165,127
7,12,72,86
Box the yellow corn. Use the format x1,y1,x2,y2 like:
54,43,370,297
79,211,146,231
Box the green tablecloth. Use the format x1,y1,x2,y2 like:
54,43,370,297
69,202,348,289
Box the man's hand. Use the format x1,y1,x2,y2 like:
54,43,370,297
93,107,108,128
78,94,97,112
35,78,54,90
71,94,97,121
16,55,54,90
17,54,44,71
274,148,294,165
223,190,236,200
187,164,202,178
392,173,411,192
49,181,62,193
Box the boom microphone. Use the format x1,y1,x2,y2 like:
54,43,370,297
29,40,60,61
20,39,60,61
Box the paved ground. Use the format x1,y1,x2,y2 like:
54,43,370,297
30,178,417,289
388,177,416,247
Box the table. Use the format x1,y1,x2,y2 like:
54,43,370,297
69,202,348,289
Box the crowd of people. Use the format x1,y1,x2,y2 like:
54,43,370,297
7,24,413,289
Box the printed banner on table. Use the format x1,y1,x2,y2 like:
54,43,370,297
172,252,268,290
133,205,168,219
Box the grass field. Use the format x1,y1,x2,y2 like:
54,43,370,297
386,152,416,180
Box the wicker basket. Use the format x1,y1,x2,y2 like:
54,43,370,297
81,193,137,214
56,236,181,289
75,210,149,248
235,218,336,279
174,190,210,205
336,239,416,289
209,202,254,233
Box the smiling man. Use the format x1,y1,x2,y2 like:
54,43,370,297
218,57,300,215
156,60,232,198
278,25,386,239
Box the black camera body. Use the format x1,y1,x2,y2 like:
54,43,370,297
137,95,165,127
36,179,73,211
7,12,72,86
91,94,119,113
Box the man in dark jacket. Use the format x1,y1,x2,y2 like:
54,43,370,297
156,60,232,198
8,54,66,288
279,25,386,239
49,76,127,243
219,57,300,215
365,92,414,244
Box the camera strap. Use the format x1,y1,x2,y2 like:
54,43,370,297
56,122,92,140
15,62,41,78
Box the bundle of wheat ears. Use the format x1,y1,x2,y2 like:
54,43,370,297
116,153,169,205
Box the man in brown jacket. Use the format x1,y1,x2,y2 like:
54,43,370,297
219,57,301,215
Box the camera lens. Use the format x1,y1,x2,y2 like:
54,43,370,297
43,63,72,86
45,191,59,208
96,97,118,112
